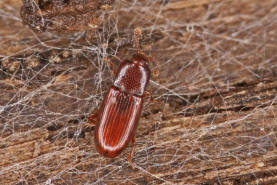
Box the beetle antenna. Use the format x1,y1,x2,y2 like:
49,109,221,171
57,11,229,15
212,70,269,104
133,28,160,77
133,27,142,53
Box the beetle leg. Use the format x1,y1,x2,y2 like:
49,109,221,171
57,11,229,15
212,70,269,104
144,91,160,105
128,137,136,169
105,56,122,77
83,111,98,127
88,112,98,124
104,57,116,77
148,56,159,78
152,65,159,79
144,90,153,102
108,60,116,77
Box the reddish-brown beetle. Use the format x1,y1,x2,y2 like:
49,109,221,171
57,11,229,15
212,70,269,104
88,28,157,168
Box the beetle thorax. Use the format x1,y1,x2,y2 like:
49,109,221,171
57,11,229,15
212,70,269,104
113,61,150,96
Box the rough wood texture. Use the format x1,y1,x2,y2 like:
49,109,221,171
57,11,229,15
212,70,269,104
21,0,114,32
1,0,277,184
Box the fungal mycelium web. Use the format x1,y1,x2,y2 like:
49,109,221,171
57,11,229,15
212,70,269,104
0,0,277,184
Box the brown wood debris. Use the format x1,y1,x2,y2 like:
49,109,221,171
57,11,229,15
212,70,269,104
21,0,114,32
0,0,277,184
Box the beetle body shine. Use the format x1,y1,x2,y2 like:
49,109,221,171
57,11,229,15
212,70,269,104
95,53,151,158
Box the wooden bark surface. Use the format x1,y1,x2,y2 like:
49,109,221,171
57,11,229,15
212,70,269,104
0,0,277,184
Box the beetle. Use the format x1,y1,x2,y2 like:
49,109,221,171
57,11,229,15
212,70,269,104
95,53,150,162
88,28,156,168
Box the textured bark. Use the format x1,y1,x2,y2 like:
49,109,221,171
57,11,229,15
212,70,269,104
0,0,277,184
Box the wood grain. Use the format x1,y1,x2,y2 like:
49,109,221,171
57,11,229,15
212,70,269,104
0,0,277,184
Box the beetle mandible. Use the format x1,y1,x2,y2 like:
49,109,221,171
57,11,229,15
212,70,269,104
88,28,157,168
